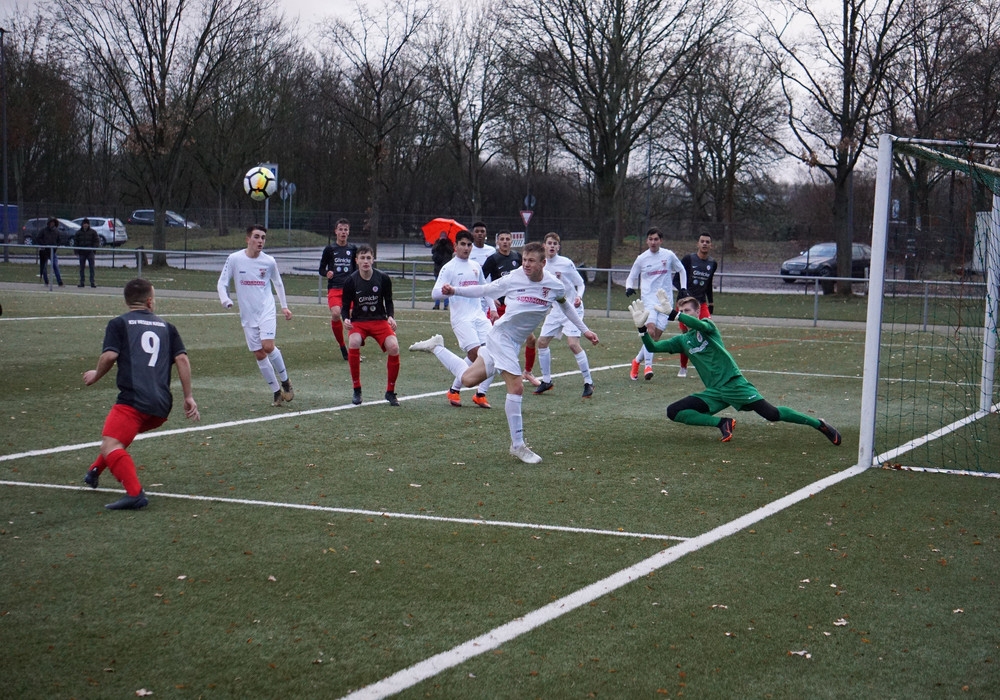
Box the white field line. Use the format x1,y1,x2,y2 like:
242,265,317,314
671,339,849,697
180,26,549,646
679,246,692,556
0,481,686,541
339,464,870,700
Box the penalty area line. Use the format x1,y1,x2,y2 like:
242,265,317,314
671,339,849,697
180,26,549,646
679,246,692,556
0,480,686,542
339,464,869,700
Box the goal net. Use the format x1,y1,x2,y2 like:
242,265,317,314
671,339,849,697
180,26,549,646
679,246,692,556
859,135,999,476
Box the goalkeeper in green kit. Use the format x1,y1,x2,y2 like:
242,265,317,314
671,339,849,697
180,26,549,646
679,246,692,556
629,292,842,445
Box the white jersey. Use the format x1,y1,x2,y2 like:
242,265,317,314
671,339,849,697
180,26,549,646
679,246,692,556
469,243,495,266
433,256,495,324
543,253,585,323
453,267,587,344
625,248,687,307
217,249,289,326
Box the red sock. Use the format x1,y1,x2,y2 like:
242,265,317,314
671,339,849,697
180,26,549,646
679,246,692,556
524,345,536,373
680,353,689,369
105,449,142,496
89,454,107,475
386,354,400,392
331,320,345,347
348,348,362,388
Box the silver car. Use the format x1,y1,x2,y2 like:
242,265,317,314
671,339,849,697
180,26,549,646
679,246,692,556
72,217,129,247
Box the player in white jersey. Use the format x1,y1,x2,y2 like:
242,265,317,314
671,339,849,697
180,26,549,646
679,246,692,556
217,225,295,407
533,232,595,398
624,227,687,381
468,221,496,266
410,242,599,464
432,229,497,408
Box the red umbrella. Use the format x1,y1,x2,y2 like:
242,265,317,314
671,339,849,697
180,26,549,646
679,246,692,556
421,218,468,246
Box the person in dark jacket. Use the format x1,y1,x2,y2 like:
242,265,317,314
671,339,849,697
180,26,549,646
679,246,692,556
37,218,64,287
430,232,454,310
75,218,101,287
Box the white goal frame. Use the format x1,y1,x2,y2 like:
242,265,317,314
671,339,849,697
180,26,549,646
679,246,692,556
857,134,1000,472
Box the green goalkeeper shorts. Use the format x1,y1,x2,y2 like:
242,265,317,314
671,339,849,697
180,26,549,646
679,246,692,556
692,375,765,414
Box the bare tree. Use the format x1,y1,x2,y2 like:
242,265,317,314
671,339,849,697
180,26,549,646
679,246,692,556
53,0,278,263
320,0,433,253
757,0,913,294
509,0,733,273
425,1,513,217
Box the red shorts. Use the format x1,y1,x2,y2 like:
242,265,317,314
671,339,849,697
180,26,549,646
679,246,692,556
496,304,507,318
102,403,167,447
349,320,396,350
678,302,711,332
327,288,344,309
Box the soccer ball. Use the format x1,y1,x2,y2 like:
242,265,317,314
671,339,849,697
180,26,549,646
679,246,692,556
244,166,277,201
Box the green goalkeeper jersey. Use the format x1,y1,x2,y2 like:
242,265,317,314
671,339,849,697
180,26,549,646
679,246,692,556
641,313,742,389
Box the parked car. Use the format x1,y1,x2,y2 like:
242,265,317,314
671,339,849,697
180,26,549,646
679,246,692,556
14,218,81,246
780,242,873,283
71,217,128,247
127,209,199,229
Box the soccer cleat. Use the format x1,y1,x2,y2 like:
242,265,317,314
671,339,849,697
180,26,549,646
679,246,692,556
272,390,284,407
447,389,462,407
677,367,688,378
509,443,542,464
340,345,349,361
352,388,362,405
718,417,736,442
818,419,842,446
280,379,294,402
384,391,400,406
522,370,542,387
473,392,491,409
629,359,640,381
83,468,100,489
582,382,594,398
644,366,654,381
533,380,554,395
105,491,148,510
408,334,444,352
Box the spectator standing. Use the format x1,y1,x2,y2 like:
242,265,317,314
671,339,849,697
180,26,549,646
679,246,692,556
38,218,64,287
430,232,454,310
74,218,101,287
318,218,359,359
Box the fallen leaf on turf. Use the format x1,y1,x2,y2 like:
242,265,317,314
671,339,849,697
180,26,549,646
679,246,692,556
834,618,848,626
409,483,421,488
267,575,276,582
177,575,187,580
135,690,154,697
953,608,963,613
788,650,811,658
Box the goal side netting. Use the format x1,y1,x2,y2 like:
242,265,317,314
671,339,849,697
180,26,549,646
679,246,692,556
858,134,999,476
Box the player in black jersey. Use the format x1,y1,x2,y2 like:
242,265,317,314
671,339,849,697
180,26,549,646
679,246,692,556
318,219,359,360
673,233,718,377
342,245,401,406
481,230,540,385
81,279,200,509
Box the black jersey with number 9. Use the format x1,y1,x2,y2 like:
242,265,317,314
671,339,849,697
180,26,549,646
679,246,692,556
102,309,186,418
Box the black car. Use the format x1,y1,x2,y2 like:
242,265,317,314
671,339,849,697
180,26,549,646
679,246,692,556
127,209,199,228
780,242,873,283
12,218,81,246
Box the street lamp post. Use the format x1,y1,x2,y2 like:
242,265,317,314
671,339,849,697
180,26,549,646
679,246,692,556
1,27,9,264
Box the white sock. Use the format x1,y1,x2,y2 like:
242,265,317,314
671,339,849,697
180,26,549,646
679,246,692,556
257,358,279,391
432,346,471,383
267,347,288,381
477,374,493,394
505,393,524,447
538,347,552,381
574,350,592,384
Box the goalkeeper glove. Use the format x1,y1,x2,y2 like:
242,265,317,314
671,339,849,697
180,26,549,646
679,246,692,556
625,287,636,297
628,300,649,331
653,288,673,314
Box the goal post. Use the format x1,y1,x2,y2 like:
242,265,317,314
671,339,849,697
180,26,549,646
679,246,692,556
858,134,1000,475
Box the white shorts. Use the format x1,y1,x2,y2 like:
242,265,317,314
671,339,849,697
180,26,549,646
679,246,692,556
242,315,277,351
453,314,492,353
540,303,584,339
483,326,522,377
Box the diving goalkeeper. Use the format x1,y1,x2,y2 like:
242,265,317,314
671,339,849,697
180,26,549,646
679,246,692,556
629,292,842,445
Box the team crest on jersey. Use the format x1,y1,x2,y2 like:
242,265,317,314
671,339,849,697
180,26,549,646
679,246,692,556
257,268,267,279
542,286,552,297
372,285,379,292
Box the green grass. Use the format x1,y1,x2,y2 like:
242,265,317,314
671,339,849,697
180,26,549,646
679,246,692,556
0,288,997,698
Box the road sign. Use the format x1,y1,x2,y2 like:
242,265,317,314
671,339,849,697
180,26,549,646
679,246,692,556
520,210,533,226
524,195,536,209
